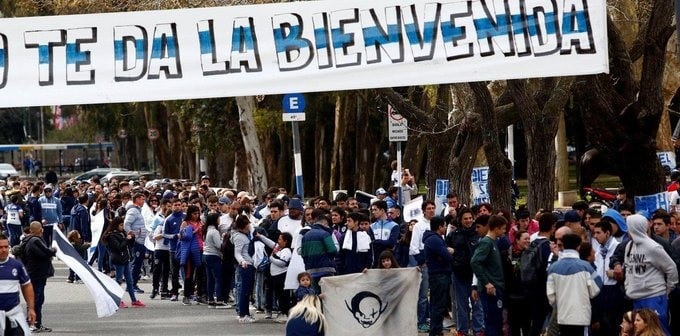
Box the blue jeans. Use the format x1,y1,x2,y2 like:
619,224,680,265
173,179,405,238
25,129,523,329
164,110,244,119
204,254,223,301
130,243,147,287
634,294,671,336
409,256,430,325
114,262,137,302
452,273,485,333
97,244,109,272
429,273,450,336
255,270,266,309
237,265,255,318
7,224,22,247
480,287,503,336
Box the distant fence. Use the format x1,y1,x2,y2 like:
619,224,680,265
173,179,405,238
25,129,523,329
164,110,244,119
0,142,114,176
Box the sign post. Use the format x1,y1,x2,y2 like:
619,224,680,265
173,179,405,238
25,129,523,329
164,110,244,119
388,105,407,205
283,93,306,198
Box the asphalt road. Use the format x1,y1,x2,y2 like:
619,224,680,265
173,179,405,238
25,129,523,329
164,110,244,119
38,261,286,335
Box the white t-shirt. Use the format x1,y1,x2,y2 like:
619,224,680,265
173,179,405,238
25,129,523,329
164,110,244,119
219,213,233,235
153,224,169,251
278,215,302,237
409,216,430,256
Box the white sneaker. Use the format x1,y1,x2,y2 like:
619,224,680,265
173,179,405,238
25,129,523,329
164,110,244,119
276,315,288,324
238,316,256,324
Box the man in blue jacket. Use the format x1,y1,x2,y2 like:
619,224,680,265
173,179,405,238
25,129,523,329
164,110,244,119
369,200,399,268
163,198,184,301
70,194,92,242
423,216,453,336
38,184,62,246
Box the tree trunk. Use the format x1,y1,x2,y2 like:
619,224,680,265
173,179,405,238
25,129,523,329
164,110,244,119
162,103,182,178
555,110,570,192
510,77,575,213
235,96,268,195
470,82,513,210
338,95,357,193
329,93,344,192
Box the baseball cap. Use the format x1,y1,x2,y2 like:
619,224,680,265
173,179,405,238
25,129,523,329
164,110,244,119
44,184,54,191
218,197,231,205
375,188,387,195
564,210,580,223
201,175,210,180
288,198,304,211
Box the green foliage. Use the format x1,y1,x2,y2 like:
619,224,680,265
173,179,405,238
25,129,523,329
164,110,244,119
0,108,28,143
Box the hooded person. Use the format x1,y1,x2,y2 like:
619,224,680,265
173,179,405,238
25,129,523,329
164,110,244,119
603,209,628,242
624,214,678,334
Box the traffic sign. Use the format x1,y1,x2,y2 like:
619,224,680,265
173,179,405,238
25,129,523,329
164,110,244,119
388,105,407,142
147,128,160,141
117,128,127,139
282,93,306,122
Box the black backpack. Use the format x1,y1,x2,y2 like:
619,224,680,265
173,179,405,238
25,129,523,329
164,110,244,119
221,231,237,265
11,236,37,263
520,239,550,285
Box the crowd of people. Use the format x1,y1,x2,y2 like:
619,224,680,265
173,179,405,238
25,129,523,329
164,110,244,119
1,172,680,336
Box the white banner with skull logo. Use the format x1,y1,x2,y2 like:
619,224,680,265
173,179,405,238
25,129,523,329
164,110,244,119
319,268,420,335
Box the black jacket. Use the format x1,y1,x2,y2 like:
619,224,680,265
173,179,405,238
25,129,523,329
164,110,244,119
107,231,133,265
446,225,478,282
23,235,55,280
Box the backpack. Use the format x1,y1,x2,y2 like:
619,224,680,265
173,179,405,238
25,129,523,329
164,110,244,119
257,254,271,272
520,239,550,285
221,231,237,265
11,236,36,262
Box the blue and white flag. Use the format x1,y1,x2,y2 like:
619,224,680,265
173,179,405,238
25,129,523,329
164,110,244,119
320,268,420,335
87,208,105,262
52,229,124,317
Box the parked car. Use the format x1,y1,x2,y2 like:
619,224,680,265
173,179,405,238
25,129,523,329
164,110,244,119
71,167,127,183
0,163,19,179
101,171,161,184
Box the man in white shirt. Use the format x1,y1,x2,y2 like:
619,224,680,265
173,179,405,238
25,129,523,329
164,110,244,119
408,200,436,332
592,220,624,336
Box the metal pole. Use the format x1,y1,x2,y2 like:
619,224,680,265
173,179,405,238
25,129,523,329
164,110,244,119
396,141,403,206
507,124,515,178
152,141,156,173
196,134,201,181
292,121,304,198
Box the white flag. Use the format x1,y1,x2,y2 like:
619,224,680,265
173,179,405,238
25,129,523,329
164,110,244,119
403,196,424,222
87,209,105,262
319,268,420,335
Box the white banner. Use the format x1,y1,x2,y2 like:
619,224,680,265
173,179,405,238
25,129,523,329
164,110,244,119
403,196,423,222
471,166,490,205
0,0,608,107
320,268,420,335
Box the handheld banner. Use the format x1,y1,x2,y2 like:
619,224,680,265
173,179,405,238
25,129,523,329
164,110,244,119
0,0,608,107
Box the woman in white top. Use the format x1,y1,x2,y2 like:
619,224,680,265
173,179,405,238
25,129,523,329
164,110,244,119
256,231,293,319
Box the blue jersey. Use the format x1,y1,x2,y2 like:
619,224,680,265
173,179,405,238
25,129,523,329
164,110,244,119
4,203,23,225
0,258,31,311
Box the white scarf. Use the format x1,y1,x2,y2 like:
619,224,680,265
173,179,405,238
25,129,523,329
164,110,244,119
342,231,371,252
